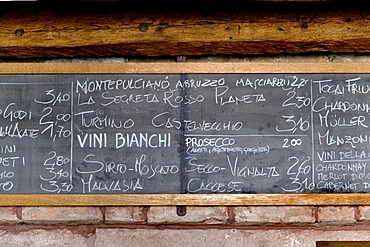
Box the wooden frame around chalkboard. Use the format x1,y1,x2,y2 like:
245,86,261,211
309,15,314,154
1,62,370,206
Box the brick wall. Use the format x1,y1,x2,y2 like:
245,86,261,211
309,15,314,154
2,206,370,246
2,54,370,246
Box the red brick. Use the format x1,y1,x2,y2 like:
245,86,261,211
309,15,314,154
357,206,370,221
234,206,315,224
0,207,19,224
147,206,228,224
105,207,145,223
21,207,103,224
96,228,370,247
318,206,356,224
0,229,92,246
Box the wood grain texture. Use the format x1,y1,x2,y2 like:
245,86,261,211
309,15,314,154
0,3,369,58
0,62,370,74
1,194,370,206
317,242,370,247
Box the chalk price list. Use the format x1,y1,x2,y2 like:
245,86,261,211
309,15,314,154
276,77,314,193
33,88,73,193
183,74,370,193
1,74,370,194
184,75,315,193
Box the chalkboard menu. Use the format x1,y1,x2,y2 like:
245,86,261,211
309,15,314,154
2,65,370,196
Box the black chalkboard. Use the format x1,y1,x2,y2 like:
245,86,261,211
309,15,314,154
1,73,370,194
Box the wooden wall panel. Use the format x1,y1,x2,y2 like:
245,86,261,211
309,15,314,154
0,3,368,59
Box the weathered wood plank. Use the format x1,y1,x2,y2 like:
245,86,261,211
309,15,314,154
317,242,370,247
0,3,369,58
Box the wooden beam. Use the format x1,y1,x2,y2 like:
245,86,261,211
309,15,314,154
2,194,370,206
0,3,369,58
1,62,370,74
317,242,370,247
